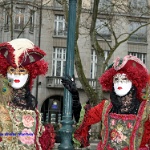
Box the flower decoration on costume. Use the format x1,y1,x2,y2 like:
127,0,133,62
110,129,120,141
111,119,116,126
18,128,35,145
113,57,123,70
127,122,133,128
110,129,127,143
22,114,34,128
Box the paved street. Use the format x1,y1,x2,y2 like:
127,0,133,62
52,142,99,150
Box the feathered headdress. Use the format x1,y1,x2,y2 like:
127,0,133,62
0,38,48,88
99,55,149,100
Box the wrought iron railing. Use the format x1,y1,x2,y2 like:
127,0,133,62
46,76,96,89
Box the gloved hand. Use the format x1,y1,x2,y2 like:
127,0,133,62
61,75,78,95
61,75,81,123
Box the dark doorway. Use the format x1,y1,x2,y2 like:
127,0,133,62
41,95,63,124
41,95,63,143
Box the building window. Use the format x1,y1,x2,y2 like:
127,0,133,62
52,47,66,77
96,19,111,40
98,0,112,12
4,9,10,31
129,21,147,42
90,50,109,79
14,8,25,30
128,52,146,64
91,50,97,79
29,10,34,32
54,15,67,36
129,0,148,13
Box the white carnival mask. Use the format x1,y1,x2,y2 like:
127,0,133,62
113,73,132,97
7,66,29,89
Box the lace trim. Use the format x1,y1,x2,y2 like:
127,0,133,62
109,113,136,120
130,101,147,149
101,100,112,149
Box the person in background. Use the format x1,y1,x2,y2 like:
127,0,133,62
0,38,55,150
62,55,150,150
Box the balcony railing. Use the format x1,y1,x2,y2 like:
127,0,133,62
46,76,96,89
54,29,67,36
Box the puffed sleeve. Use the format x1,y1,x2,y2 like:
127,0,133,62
73,100,106,147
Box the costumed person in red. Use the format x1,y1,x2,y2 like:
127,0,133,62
0,38,55,150
62,55,150,150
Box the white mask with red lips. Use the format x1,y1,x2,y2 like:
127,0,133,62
113,73,132,97
7,66,29,89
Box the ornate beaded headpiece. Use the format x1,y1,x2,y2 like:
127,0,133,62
99,55,149,100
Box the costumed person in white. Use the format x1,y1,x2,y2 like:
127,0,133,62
62,55,150,150
0,38,55,150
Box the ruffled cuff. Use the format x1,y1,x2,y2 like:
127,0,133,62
73,128,90,148
73,103,91,148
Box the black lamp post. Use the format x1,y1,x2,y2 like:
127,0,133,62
58,0,77,149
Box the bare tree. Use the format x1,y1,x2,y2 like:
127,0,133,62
59,0,150,106
3,0,149,106
0,0,41,39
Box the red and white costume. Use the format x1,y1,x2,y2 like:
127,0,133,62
74,55,150,150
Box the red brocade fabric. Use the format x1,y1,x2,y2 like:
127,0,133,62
39,124,56,150
140,116,150,148
74,100,150,149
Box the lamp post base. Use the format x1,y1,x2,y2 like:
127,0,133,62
58,119,74,150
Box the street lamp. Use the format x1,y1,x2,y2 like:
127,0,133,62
58,0,77,150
